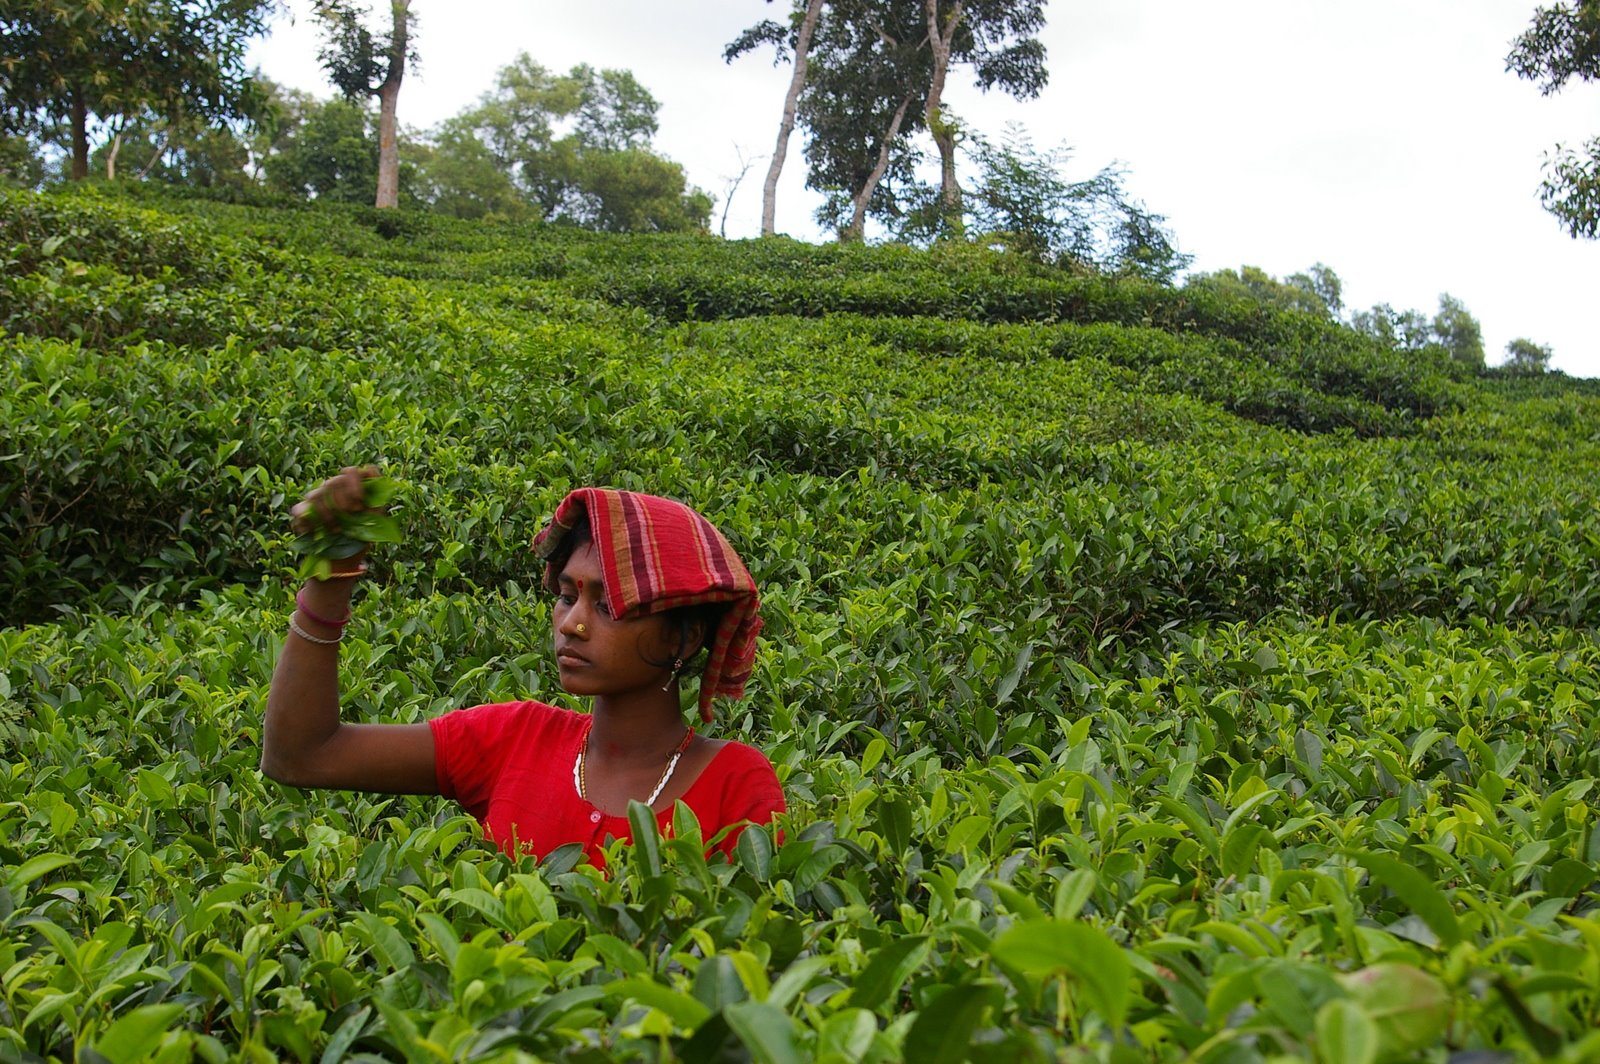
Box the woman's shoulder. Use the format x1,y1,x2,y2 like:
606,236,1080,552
436,699,587,739
698,736,780,783
689,736,785,825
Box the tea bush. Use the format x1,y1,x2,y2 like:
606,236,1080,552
2,187,1598,1061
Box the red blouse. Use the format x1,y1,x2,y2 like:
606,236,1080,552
429,701,785,865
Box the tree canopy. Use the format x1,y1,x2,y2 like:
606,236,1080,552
798,0,930,239
724,0,827,236
414,56,709,231
1432,293,1486,368
265,94,388,204
921,0,1049,234
916,126,1191,281
0,0,274,180
1188,264,1344,320
1507,1,1600,238
1503,337,1555,372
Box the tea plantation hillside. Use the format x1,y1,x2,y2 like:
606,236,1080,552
3,187,1599,1062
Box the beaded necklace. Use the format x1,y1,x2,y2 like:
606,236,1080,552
573,722,695,809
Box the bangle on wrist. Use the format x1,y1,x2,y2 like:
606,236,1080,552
295,589,350,628
314,561,368,581
289,615,342,645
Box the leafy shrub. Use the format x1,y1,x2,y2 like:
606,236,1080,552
3,189,1599,1060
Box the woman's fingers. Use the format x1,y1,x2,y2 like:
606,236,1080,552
335,466,381,510
291,466,382,534
332,471,364,511
310,486,341,529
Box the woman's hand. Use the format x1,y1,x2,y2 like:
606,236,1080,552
291,464,382,538
291,465,402,580
266,462,437,795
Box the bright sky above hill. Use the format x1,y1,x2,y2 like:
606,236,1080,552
250,0,1600,377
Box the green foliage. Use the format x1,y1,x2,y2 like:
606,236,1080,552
1350,302,1434,352
0,0,275,179
1506,1,1600,238
1503,337,1555,374
0,131,47,188
3,188,1600,1059
1186,263,1341,320
294,477,405,581
916,126,1190,282
1539,136,1600,238
798,0,930,238
1431,293,1485,369
1351,292,1486,369
416,55,710,232
264,96,385,204
313,0,414,100
89,111,257,188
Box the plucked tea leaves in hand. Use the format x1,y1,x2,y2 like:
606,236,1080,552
292,475,406,580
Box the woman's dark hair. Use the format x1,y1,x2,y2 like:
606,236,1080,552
548,519,731,675
542,515,593,582
647,600,732,675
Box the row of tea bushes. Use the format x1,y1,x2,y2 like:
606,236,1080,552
7,320,1600,636
3,590,1598,1059
48,187,1463,424
4,186,1598,1059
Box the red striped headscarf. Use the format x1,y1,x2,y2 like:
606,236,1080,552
532,488,763,722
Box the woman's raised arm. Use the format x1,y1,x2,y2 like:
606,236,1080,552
261,466,438,794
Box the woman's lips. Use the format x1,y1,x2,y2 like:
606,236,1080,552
556,649,589,666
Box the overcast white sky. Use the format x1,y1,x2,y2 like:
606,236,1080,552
249,1,1599,377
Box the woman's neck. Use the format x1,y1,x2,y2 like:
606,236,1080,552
588,689,688,764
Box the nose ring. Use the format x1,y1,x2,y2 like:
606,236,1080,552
575,623,587,635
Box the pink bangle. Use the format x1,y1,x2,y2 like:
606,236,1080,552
295,589,351,628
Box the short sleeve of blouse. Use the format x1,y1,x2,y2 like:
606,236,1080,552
703,743,786,854
429,701,554,819
723,744,785,822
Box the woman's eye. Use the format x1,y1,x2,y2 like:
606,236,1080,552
557,593,576,607
597,601,612,617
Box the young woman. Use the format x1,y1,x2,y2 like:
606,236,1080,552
261,467,785,865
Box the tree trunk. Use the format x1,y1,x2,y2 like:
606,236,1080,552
105,132,122,181
845,93,913,242
763,0,825,236
70,89,89,181
136,130,171,181
924,0,964,234
374,0,410,209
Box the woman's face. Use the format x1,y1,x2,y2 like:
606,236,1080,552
552,542,677,697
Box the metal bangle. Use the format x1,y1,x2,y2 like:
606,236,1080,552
289,615,343,646
316,562,368,581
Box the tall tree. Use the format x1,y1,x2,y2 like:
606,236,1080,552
1507,2,1600,238
1503,337,1555,372
921,0,1048,236
1351,304,1435,351
798,0,929,240
314,0,413,209
1432,293,1485,368
419,56,709,232
1286,264,1343,318
725,0,827,236
947,126,1190,280
263,95,383,203
1189,264,1342,318
90,113,254,188
0,0,273,181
